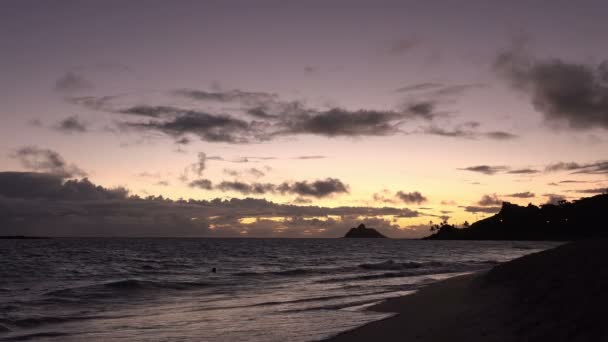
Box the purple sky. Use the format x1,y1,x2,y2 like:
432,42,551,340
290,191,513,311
1,0,607,237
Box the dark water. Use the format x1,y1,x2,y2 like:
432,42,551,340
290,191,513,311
0,238,559,341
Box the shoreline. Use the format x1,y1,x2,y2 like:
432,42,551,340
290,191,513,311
325,239,608,341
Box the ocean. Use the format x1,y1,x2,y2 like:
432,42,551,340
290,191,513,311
0,238,559,341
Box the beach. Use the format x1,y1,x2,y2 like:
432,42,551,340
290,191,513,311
327,239,608,342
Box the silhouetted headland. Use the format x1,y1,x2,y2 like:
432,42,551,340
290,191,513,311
343,224,387,238
425,193,608,240
327,239,608,341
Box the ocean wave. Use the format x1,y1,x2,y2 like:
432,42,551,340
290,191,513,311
45,279,210,298
359,260,425,270
0,331,68,341
234,267,335,277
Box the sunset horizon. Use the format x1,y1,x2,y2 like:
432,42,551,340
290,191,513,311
2,1,607,238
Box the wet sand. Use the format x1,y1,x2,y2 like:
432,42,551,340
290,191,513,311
326,239,608,342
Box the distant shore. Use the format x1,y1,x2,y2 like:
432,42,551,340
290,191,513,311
326,239,607,341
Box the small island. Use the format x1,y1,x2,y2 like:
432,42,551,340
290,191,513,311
343,224,387,238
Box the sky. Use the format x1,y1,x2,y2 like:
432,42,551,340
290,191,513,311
1,0,607,237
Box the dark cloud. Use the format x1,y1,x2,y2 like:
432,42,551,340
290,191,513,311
423,126,517,140
278,178,349,198
484,131,518,140
278,108,405,137
424,126,475,139
395,191,427,204
477,194,502,206
459,165,509,175
55,116,87,133
120,105,180,118
505,191,535,198
0,172,427,238
405,101,437,120
495,44,608,130
195,152,207,176
216,181,276,195
214,178,350,199
125,111,253,143
188,179,213,190
545,161,608,174
0,172,126,200
54,72,93,92
393,208,421,218
155,180,170,186
11,146,86,178
507,168,539,174
462,206,501,214
292,197,312,204
571,188,608,194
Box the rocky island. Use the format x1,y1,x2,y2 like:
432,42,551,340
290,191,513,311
343,224,387,238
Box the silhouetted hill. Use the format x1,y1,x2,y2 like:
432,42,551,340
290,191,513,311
344,224,387,238
425,194,608,240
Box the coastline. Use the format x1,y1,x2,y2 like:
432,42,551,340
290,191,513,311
325,239,608,342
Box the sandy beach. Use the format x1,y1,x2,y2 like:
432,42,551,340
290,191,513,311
327,239,608,342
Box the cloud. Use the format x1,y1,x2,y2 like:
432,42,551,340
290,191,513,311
292,197,312,204
278,178,349,198
544,194,567,205
216,181,276,195
11,146,86,178
395,82,444,93
173,88,278,106
570,188,608,194
477,194,502,206
248,168,265,178
0,172,126,200
395,191,427,204
507,168,539,174
462,206,501,214
120,105,180,118
495,43,608,130
55,116,87,134
459,165,509,175
545,161,608,174
195,152,207,176
505,191,535,198
278,108,406,137
422,126,517,140
66,95,118,112
188,179,213,190
372,191,396,204
294,155,326,160
54,72,93,92
484,131,518,140
125,110,253,143
0,172,429,238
